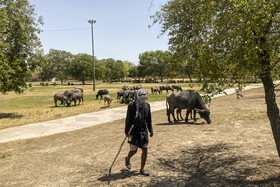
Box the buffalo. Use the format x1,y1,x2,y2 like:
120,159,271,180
117,90,124,101
64,90,84,106
104,95,113,106
122,85,133,91
172,85,182,91
53,94,67,107
74,87,83,93
166,90,211,124
96,89,109,99
133,85,142,90
121,90,136,104
160,85,174,93
151,86,161,94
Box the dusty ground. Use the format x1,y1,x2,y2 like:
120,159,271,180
0,87,280,186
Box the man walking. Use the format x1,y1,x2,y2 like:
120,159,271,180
125,88,153,176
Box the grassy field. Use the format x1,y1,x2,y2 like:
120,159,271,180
0,82,202,129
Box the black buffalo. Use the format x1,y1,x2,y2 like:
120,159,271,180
172,85,182,91
53,93,67,107
122,85,133,91
166,90,211,124
64,90,84,106
117,90,124,101
96,89,109,99
151,86,160,94
121,90,136,104
133,85,142,90
160,85,174,93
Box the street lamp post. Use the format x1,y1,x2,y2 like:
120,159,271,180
88,19,96,91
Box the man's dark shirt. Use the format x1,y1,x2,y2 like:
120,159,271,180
125,101,153,148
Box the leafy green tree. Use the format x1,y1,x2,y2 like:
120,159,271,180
0,0,42,93
138,50,171,81
69,53,92,85
138,51,155,79
95,59,107,81
128,65,138,79
42,49,73,85
153,0,280,156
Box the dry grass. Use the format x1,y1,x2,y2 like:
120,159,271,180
0,82,201,129
0,87,280,186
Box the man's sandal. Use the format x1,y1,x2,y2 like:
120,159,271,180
125,157,132,170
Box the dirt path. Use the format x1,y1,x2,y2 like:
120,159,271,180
0,87,280,186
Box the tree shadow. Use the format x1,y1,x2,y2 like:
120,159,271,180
148,143,280,186
98,169,138,184
0,113,23,119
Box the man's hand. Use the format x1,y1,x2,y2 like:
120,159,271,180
150,132,154,137
126,133,129,137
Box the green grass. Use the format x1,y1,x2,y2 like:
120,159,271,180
0,82,203,129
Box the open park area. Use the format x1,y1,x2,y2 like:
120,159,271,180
1,85,280,186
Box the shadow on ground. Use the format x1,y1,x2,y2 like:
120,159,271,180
147,143,280,186
98,169,138,184
0,113,23,119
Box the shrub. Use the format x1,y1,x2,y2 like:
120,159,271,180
45,82,49,86
40,82,45,86
28,83,32,87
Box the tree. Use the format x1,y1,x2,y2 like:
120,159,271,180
0,0,42,94
138,50,171,81
153,0,280,156
69,53,92,85
42,49,73,84
95,59,106,81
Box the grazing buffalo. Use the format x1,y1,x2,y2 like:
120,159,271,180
74,87,83,93
151,86,161,94
64,90,84,106
54,94,67,107
176,109,201,121
160,85,174,93
121,90,136,104
166,90,211,124
133,85,142,90
104,95,113,106
117,90,124,101
96,89,109,99
172,85,182,91
122,85,133,91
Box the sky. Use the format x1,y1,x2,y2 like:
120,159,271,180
29,0,170,64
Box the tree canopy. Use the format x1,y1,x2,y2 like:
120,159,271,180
152,0,280,156
0,0,42,94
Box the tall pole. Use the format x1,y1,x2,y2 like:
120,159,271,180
88,19,96,91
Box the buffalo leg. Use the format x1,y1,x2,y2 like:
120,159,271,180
185,110,191,123
171,108,177,123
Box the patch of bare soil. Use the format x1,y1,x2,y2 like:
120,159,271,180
0,87,280,186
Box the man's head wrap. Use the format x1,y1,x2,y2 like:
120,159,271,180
135,89,148,119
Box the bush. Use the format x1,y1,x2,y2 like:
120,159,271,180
40,82,45,86
45,82,49,86
52,82,57,86
28,83,32,87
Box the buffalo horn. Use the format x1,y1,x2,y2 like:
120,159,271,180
194,108,205,113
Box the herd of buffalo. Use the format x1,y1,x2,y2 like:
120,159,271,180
53,84,211,124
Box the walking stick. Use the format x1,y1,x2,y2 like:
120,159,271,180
108,125,134,184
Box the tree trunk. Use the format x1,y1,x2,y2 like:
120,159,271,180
187,73,193,83
60,79,63,85
261,75,280,157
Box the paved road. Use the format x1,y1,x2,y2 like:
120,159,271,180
0,85,261,144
